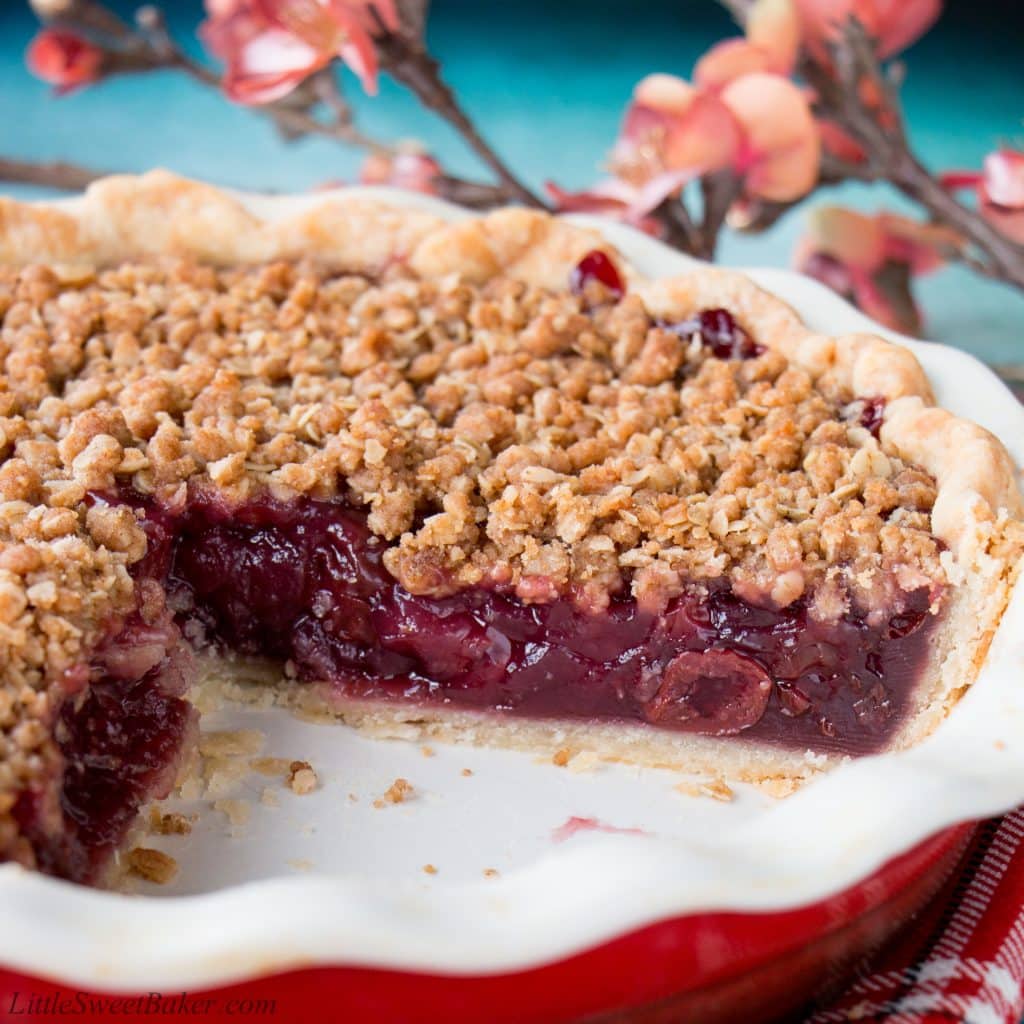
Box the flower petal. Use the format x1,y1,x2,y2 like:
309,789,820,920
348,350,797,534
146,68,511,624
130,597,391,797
870,0,941,58
977,150,1024,242
360,151,442,193
613,75,742,184
853,264,923,335
720,73,820,200
327,0,401,33
546,179,679,237
257,0,345,48
694,39,774,91
804,206,887,270
222,25,327,104
982,149,1024,210
632,72,698,113
747,0,801,72
25,28,104,93
878,213,960,273
204,0,390,100
336,18,381,93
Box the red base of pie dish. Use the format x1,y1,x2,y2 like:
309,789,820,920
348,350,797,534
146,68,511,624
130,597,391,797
0,822,972,1024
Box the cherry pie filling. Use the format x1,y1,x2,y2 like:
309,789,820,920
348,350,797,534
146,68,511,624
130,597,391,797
0,255,946,882
14,612,195,882
152,489,937,753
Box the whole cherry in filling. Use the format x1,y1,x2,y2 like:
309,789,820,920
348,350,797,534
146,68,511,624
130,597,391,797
570,249,625,300
658,308,764,360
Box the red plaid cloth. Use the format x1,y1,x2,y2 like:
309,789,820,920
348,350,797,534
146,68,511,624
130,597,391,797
808,811,1024,1024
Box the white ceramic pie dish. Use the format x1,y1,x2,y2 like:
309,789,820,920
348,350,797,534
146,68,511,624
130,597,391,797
1,187,1022,993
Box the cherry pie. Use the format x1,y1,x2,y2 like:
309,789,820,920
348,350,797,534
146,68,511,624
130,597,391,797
0,173,1020,884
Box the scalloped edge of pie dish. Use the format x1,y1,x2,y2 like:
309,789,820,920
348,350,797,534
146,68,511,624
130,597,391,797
0,185,1022,991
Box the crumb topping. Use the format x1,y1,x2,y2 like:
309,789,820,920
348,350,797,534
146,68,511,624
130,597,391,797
149,809,193,835
0,258,948,862
675,778,735,802
126,845,178,884
287,760,318,795
374,777,413,807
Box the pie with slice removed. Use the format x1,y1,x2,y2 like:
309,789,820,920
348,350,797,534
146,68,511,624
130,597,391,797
0,172,1020,884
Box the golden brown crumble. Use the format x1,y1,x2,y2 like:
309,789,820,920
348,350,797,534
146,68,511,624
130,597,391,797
148,808,193,835
374,777,414,807
675,778,735,802
287,760,318,795
126,845,178,884
0,258,947,864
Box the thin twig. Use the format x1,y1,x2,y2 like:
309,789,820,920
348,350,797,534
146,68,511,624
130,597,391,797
0,156,106,190
656,198,702,254
698,172,742,259
376,31,543,207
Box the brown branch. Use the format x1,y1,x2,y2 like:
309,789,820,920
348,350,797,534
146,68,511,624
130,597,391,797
654,198,702,255
376,32,542,207
697,172,743,259
434,176,522,209
0,156,106,190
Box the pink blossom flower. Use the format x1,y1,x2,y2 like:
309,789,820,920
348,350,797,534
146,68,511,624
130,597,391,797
940,150,1024,244
201,0,399,104
359,150,442,194
719,73,820,201
794,0,941,61
610,72,819,204
25,28,105,95
978,150,1024,243
794,205,959,334
611,74,743,187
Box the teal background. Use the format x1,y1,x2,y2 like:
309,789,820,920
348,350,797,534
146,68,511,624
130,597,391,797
0,0,1021,361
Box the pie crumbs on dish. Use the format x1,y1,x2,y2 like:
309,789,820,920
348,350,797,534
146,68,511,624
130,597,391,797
0,171,1020,884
